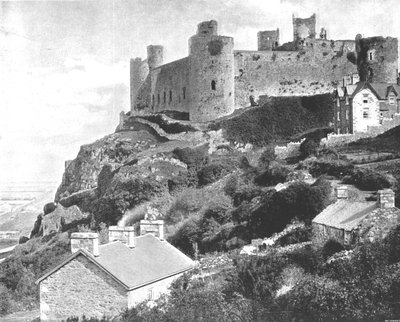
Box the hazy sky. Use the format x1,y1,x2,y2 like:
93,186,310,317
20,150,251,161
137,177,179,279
0,0,399,184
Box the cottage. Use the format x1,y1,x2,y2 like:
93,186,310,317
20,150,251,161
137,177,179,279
313,186,400,245
36,223,194,321
334,80,400,134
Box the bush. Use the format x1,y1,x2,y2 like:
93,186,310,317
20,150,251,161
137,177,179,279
342,168,393,191
173,146,209,186
299,138,320,159
197,163,233,186
322,239,345,260
254,164,290,186
258,146,276,168
300,158,354,178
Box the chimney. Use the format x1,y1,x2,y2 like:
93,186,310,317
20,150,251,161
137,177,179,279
109,226,135,248
140,220,164,240
377,189,395,208
335,185,348,200
70,232,99,257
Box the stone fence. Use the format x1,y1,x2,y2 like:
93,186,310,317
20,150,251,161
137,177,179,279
275,139,305,160
321,113,400,148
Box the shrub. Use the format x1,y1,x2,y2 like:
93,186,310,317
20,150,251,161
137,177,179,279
300,158,354,178
342,168,393,191
258,146,276,168
254,164,290,186
173,146,209,186
299,138,320,159
322,239,345,260
197,163,232,186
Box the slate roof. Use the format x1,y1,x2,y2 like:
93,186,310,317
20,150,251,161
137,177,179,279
36,234,194,290
312,200,377,231
335,82,400,100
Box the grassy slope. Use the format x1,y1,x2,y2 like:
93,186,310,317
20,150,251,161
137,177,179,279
209,94,333,146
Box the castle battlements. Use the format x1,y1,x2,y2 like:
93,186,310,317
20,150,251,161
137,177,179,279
129,15,397,122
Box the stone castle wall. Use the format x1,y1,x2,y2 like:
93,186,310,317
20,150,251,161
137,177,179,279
234,39,357,108
150,57,190,114
356,36,398,83
40,255,127,321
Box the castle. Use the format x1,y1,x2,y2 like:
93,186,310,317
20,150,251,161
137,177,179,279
129,14,395,122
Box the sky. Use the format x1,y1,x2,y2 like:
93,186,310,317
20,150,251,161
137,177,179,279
0,0,399,184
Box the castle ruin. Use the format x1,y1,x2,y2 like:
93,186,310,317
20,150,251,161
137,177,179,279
130,14,362,122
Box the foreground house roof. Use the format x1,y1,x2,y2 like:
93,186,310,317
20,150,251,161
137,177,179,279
336,82,400,100
36,234,194,290
312,200,377,231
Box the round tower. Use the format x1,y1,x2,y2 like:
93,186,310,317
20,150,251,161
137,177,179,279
356,35,398,83
147,45,164,69
130,57,149,112
188,21,234,122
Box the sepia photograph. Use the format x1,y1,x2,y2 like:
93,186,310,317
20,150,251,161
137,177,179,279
0,0,400,321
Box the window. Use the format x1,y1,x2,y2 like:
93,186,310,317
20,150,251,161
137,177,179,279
211,80,216,90
336,98,340,107
337,111,340,121
147,288,154,300
369,52,373,60
163,91,166,104
363,99,368,104
345,96,349,105
152,95,154,108
183,87,186,100
157,93,160,105
346,110,349,120
169,90,172,103
363,108,369,118
389,95,395,105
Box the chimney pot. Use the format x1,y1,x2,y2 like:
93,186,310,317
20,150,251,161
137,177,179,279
335,185,348,200
140,220,164,240
109,226,136,247
377,189,395,208
70,232,99,257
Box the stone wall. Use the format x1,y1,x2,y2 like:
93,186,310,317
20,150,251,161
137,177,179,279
274,139,304,160
312,223,352,245
293,14,316,44
356,36,398,83
257,29,279,51
127,273,182,307
40,255,127,321
150,58,190,114
234,41,357,108
322,113,400,147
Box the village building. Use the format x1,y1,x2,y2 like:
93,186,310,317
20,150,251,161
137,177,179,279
333,80,400,134
36,223,194,321
313,186,400,245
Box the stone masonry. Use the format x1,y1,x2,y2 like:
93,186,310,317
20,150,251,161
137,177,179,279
40,255,127,321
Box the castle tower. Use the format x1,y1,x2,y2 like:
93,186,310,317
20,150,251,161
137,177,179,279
147,45,164,70
257,29,279,51
292,13,316,45
356,35,398,83
188,20,235,122
130,58,149,112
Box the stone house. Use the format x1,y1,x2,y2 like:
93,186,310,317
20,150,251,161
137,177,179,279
333,80,400,134
313,186,400,245
36,223,194,321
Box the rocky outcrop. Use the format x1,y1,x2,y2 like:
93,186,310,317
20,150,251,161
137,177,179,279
55,130,163,201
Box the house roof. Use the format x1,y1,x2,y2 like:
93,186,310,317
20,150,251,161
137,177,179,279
36,234,194,290
312,200,377,231
336,82,400,100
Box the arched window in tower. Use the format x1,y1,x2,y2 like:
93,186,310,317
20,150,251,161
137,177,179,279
369,52,373,60
211,80,216,91
157,93,160,105
183,87,186,100
169,90,172,103
152,95,155,108
163,91,166,104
